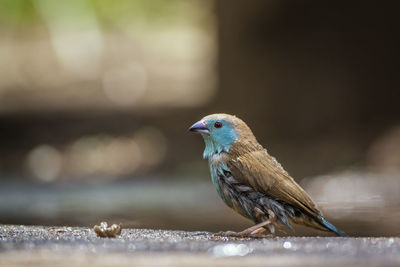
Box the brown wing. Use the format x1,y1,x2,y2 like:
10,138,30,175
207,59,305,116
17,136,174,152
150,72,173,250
226,149,321,218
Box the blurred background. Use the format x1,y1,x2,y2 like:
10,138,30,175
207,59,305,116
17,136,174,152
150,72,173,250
0,0,399,237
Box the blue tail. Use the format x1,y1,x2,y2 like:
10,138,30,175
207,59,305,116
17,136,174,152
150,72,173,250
321,218,348,237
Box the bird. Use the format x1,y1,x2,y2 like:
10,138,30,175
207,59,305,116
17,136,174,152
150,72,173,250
189,113,347,237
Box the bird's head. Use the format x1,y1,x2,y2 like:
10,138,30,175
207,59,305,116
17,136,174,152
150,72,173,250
189,113,258,159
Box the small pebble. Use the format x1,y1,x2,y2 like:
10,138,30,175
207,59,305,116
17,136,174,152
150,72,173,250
93,222,122,238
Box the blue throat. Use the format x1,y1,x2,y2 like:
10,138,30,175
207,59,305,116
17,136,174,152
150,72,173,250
202,135,229,159
201,127,238,159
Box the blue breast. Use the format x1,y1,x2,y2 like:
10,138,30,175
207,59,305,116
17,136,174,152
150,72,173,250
209,161,233,208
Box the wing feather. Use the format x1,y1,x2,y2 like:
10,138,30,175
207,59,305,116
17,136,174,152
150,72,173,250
226,149,321,219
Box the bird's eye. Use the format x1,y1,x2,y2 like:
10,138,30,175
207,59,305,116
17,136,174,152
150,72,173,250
214,121,223,128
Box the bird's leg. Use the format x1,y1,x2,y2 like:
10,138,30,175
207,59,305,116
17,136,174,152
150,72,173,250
250,227,266,235
237,220,271,235
217,220,273,238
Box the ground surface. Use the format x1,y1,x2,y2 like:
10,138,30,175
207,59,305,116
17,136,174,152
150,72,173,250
0,224,399,267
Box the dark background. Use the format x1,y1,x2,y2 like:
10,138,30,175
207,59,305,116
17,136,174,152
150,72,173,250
0,0,399,236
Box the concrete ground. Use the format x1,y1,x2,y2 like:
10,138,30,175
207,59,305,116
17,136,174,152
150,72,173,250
0,225,399,267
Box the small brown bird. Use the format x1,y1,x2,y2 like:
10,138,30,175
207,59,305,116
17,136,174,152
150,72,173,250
189,113,347,237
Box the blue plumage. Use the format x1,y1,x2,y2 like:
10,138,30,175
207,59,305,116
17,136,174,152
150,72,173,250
321,218,348,237
201,119,238,158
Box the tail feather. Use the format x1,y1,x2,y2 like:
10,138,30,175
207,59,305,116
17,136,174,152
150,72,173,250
321,217,348,237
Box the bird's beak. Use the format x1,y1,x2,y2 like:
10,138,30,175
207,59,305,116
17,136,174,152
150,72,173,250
188,121,209,135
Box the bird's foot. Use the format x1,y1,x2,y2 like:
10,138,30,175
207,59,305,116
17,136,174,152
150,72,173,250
216,220,275,238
